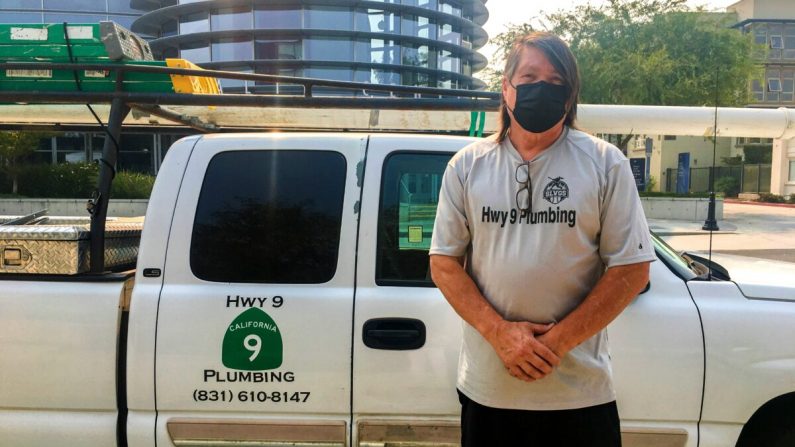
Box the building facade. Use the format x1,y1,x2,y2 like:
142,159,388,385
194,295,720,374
0,1,170,173
729,0,795,108
728,0,795,196
130,0,489,92
0,0,143,29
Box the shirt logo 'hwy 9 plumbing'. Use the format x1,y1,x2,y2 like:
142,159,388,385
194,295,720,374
222,308,283,370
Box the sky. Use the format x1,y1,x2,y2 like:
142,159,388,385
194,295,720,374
477,0,742,77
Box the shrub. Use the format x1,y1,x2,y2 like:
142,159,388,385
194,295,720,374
9,163,153,199
111,171,155,199
757,192,786,203
788,195,795,204
715,176,740,198
17,162,97,198
645,175,657,192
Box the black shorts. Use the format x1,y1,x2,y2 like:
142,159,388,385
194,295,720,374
458,390,622,447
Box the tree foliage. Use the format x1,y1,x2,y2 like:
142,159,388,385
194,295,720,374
485,0,760,109
0,131,49,194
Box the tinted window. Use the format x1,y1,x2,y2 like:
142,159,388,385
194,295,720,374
191,151,347,283
44,0,105,11
254,8,301,29
376,152,452,286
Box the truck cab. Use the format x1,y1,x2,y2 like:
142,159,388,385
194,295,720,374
2,133,794,447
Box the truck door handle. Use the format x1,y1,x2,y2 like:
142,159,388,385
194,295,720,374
363,318,426,350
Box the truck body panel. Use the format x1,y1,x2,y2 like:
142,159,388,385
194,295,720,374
0,278,127,446
0,132,793,447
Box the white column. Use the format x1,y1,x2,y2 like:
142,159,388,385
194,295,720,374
771,138,795,196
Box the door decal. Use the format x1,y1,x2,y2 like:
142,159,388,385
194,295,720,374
222,308,283,370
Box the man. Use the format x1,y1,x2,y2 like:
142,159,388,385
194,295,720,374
429,32,655,446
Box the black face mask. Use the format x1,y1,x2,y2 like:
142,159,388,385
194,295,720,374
507,80,569,134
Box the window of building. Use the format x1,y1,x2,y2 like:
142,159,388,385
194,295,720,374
304,7,352,31
752,78,764,101
180,42,211,63
355,9,399,34
401,14,435,39
437,74,458,89
218,67,252,93
116,133,155,173
211,7,252,31
254,8,302,29
438,22,461,45
438,49,460,73
305,38,352,61
789,160,795,182
211,38,253,62
438,0,462,17
108,0,141,14
44,0,105,11
768,78,782,92
771,35,784,49
305,68,352,81
785,27,795,60
402,44,431,68
782,71,794,102
371,69,400,85
376,152,452,286
251,67,304,95
1,1,40,9
0,12,42,24
180,11,209,34
664,135,677,141
402,70,430,87
191,150,347,284
462,60,471,77
367,39,399,65
44,13,107,24
255,40,301,60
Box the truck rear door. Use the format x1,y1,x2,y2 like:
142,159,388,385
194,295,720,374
154,134,364,446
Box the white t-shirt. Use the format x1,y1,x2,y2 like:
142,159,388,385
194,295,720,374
429,127,656,410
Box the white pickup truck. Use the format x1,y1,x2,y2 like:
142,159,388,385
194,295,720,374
1,133,794,447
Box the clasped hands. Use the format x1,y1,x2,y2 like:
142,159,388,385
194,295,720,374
487,320,569,382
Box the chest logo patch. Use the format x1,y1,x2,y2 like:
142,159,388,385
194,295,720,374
543,177,569,204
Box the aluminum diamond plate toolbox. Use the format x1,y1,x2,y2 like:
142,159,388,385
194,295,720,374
0,221,141,274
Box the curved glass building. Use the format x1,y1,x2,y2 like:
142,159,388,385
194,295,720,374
0,0,143,29
131,0,489,92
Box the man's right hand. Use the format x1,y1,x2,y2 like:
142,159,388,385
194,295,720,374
487,320,561,382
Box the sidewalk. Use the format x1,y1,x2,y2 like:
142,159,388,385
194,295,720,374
649,202,795,263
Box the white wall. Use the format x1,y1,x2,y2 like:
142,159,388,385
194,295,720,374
0,199,148,217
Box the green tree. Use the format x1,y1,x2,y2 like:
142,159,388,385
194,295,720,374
0,131,48,195
486,0,760,150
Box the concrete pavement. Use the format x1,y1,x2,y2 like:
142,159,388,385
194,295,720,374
649,202,795,263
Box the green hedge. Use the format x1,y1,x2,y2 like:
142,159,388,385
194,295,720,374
0,163,155,199
111,171,156,199
756,193,794,204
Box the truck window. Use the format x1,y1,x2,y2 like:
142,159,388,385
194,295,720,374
190,150,346,283
376,152,453,287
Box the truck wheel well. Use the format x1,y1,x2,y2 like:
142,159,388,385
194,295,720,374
736,392,795,447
